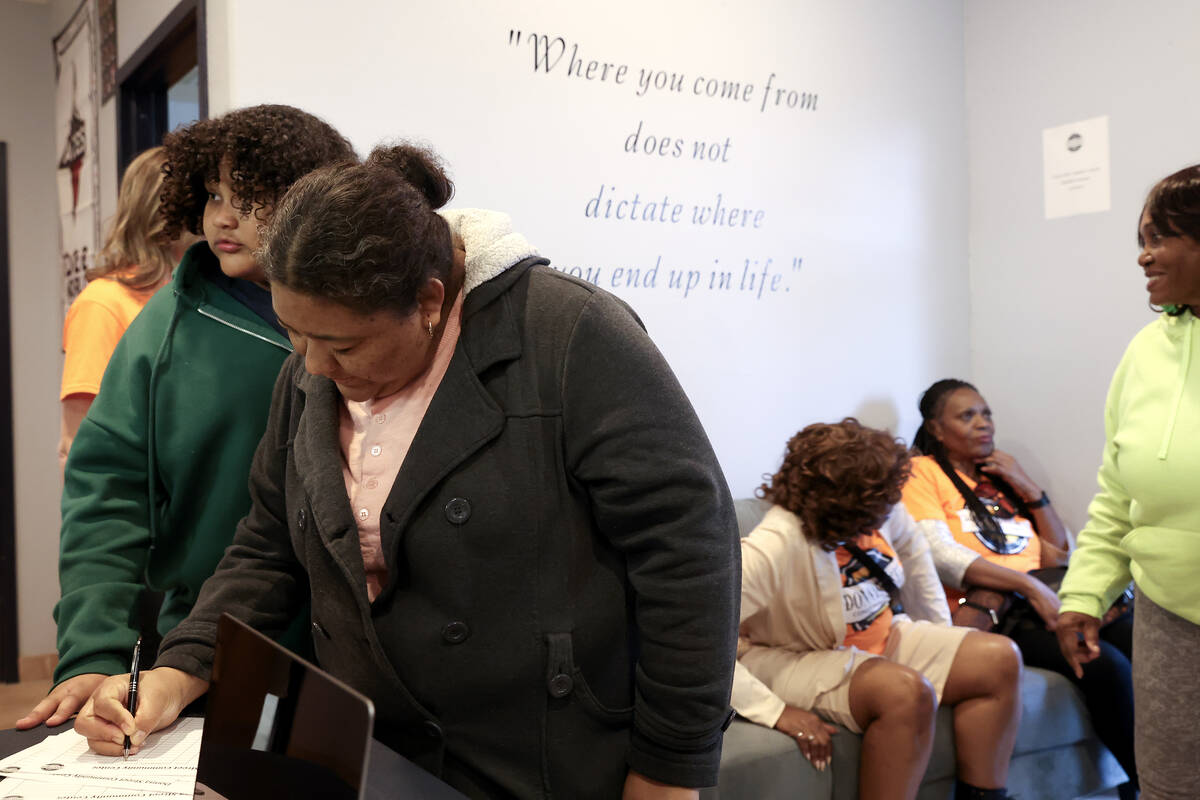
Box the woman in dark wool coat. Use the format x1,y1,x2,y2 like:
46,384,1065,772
74,143,741,800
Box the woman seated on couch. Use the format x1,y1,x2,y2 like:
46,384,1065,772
901,378,1136,798
733,418,1020,800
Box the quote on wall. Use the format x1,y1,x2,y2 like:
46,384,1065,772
506,30,820,300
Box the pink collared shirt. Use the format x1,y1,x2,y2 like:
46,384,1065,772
339,294,464,601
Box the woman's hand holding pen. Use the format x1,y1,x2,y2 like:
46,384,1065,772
74,667,209,756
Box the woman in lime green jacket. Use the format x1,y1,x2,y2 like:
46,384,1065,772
1058,164,1200,799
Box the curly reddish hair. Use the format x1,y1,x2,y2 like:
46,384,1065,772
759,418,912,550
159,104,356,239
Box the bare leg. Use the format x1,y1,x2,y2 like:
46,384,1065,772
940,631,1022,789
849,658,937,800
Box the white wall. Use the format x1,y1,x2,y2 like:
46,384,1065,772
217,0,970,496
6,0,1193,660
115,0,175,63
1,0,63,658
6,0,970,658
964,0,1200,530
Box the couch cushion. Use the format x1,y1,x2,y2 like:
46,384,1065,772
1013,665,1097,753
702,719,833,799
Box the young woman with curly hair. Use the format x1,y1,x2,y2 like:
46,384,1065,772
733,419,1021,800
58,146,196,466
19,105,356,731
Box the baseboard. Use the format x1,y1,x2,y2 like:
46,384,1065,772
18,653,57,682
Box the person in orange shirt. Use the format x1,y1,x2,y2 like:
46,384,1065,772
902,378,1136,799
59,146,194,466
734,419,1021,800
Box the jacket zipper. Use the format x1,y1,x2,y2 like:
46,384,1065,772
196,306,293,352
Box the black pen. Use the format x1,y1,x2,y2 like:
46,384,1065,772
123,637,142,759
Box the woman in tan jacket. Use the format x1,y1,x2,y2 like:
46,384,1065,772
732,419,1021,800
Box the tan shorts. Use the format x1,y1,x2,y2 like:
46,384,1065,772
740,619,970,734
824,619,969,732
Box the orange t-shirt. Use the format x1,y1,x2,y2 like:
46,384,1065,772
836,531,902,654
61,274,161,400
901,455,1041,608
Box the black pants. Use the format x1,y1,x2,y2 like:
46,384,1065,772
1008,611,1136,787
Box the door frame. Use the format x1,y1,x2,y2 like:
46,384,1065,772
116,0,207,174
0,142,19,683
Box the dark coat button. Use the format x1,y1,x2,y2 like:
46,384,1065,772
548,673,574,698
442,621,470,644
423,720,444,740
444,497,471,524
297,508,307,530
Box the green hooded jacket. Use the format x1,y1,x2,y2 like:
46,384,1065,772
55,242,295,682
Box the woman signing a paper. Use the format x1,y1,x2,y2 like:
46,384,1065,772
72,144,741,799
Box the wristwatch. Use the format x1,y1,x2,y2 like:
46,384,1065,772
1025,491,1050,510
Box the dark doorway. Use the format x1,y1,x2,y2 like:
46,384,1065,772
117,0,206,175
0,143,18,683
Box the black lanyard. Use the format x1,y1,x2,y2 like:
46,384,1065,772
842,542,904,614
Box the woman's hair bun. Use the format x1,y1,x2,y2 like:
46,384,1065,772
366,143,454,209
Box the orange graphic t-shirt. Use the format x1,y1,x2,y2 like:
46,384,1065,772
902,455,1041,609
836,532,903,654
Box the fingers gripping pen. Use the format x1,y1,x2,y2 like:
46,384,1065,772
123,637,142,759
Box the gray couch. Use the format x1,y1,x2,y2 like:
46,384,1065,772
703,499,1127,800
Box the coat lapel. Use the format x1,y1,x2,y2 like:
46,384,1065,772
289,371,368,591
379,294,517,537
287,262,530,595
811,538,848,646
